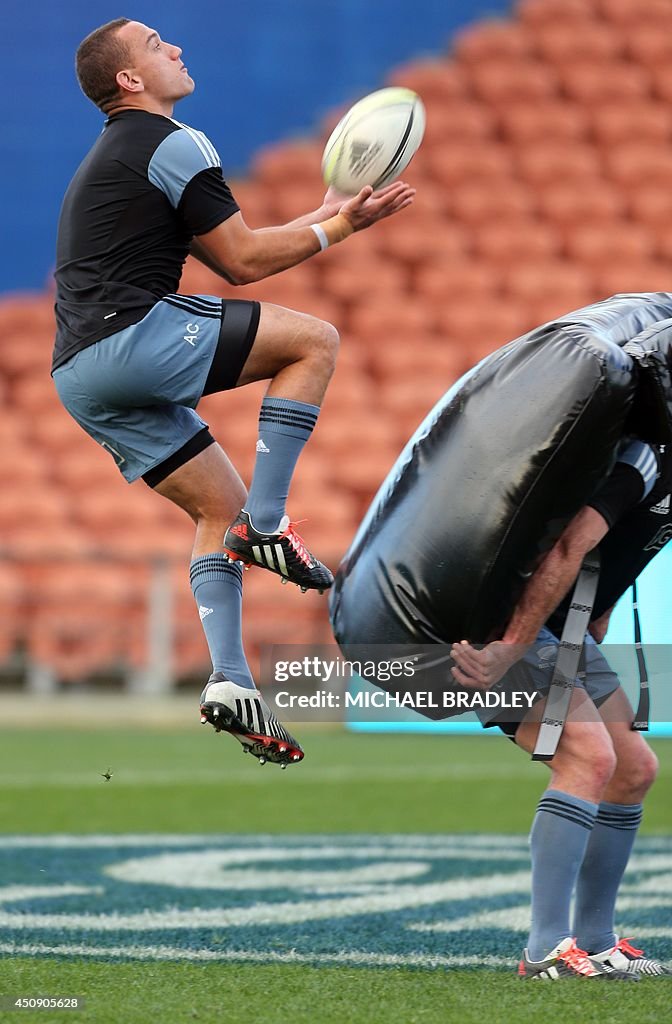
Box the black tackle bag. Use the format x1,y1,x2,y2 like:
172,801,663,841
329,292,672,718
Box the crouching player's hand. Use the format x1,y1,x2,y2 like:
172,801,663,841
450,640,525,690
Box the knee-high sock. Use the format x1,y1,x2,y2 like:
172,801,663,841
245,397,319,533
573,801,643,953
526,789,598,961
190,554,255,689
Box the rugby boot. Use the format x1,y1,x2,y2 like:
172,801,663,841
518,937,637,980
199,672,304,768
223,509,333,592
589,937,672,976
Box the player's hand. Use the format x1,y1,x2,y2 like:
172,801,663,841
450,640,525,690
324,181,416,230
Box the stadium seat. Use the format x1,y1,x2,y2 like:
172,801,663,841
473,219,562,262
386,60,469,100
563,222,656,265
534,21,623,63
468,60,560,104
624,25,672,65
557,60,651,103
605,143,672,186
599,0,672,27
374,217,470,267
252,141,325,186
450,179,536,224
503,261,594,311
590,101,672,146
421,101,496,147
649,63,672,103
435,301,532,353
537,180,626,225
517,0,598,24
452,20,533,64
423,140,514,186
515,145,602,185
347,301,437,345
497,100,590,143
413,260,500,302
594,260,672,296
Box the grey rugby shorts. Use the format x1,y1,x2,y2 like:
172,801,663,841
476,626,621,737
53,295,259,484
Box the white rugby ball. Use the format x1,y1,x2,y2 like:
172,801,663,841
322,86,425,195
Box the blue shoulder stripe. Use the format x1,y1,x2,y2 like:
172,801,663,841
148,126,220,208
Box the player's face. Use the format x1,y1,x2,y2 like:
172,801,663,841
118,21,194,105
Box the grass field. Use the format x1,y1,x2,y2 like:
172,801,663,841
0,723,670,1023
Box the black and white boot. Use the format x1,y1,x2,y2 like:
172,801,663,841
199,672,304,768
223,509,333,593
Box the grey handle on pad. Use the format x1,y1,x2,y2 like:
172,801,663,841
532,549,601,762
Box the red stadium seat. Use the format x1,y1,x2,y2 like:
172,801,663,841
605,143,672,186
473,220,562,263
534,22,623,64
498,101,590,143
386,60,469,101
563,221,656,266
450,178,536,224
598,0,672,27
537,180,626,225
590,101,672,146
515,145,602,186
435,300,532,352
453,20,533,63
624,25,672,65
423,141,514,187
413,260,500,302
558,61,652,103
421,101,496,147
649,63,672,103
517,0,598,25
594,260,672,296
503,260,594,311
468,59,560,104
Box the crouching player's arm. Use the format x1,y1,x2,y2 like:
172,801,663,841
450,506,610,689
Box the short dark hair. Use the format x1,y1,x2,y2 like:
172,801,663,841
76,18,132,113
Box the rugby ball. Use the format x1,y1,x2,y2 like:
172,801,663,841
322,87,425,195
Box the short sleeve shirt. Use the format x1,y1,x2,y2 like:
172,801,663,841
53,110,239,370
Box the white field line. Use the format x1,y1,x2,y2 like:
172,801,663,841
0,871,534,931
0,941,516,969
0,833,532,850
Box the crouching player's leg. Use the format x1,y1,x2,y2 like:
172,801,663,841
572,687,669,975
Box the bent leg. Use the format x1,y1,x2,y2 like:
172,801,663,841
514,690,616,960
573,687,658,953
220,303,339,534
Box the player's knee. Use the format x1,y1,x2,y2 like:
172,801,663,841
586,738,618,792
615,744,658,801
307,318,340,371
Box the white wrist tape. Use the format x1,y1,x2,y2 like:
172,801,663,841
310,223,330,251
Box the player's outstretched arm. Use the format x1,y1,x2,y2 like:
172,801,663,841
193,181,415,285
451,505,610,689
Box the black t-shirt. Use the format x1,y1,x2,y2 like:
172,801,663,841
546,441,672,634
53,110,239,370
